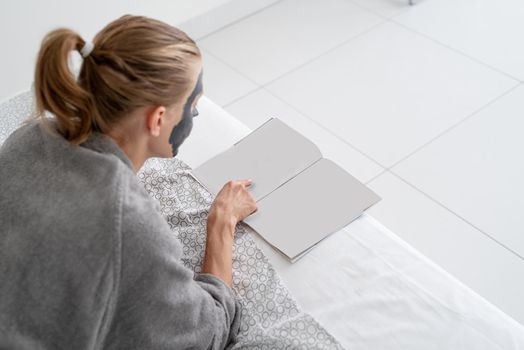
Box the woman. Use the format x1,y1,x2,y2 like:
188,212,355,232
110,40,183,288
0,15,257,349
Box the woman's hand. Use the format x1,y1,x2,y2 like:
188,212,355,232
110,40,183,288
202,179,257,286
209,179,258,229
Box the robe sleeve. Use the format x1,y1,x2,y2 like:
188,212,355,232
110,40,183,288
103,171,241,349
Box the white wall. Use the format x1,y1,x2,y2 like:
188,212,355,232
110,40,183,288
0,0,232,103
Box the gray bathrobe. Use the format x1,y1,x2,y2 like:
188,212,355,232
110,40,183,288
0,119,241,349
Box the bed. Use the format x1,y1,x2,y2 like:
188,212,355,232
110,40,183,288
2,90,524,349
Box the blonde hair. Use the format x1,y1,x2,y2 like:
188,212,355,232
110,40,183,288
34,14,201,145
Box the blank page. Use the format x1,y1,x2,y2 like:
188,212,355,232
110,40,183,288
191,118,322,201
243,158,381,261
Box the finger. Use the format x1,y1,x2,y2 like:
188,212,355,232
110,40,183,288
242,179,253,187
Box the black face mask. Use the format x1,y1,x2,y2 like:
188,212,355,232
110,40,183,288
169,70,204,157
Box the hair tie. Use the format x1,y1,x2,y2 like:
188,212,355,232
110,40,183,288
80,41,94,58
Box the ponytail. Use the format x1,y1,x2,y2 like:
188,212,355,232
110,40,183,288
34,28,97,145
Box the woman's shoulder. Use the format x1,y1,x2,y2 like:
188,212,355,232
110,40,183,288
0,115,181,261
119,166,183,256
0,117,137,240
0,117,42,151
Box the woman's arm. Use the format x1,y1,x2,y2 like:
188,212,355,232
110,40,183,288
106,173,244,350
202,179,257,287
203,210,236,286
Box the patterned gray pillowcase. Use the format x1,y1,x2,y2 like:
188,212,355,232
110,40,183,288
0,90,37,145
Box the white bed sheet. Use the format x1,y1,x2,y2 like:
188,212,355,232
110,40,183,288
186,96,524,350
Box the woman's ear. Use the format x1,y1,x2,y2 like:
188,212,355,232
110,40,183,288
146,106,166,137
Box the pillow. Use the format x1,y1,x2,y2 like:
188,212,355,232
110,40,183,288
0,90,36,146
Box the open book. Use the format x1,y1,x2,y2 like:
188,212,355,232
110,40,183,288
190,117,381,262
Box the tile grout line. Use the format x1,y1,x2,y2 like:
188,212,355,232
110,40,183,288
386,82,522,171
344,0,411,20
346,0,523,83
349,0,524,82
388,18,522,83
199,19,390,89
221,88,261,109
387,170,524,262
365,82,522,261
200,48,264,109
258,19,389,88
220,86,261,109
364,169,388,185
194,0,287,42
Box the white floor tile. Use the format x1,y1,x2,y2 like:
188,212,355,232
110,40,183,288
223,89,271,130
266,21,518,167
199,49,258,106
179,0,280,40
350,0,411,18
394,0,524,80
225,89,384,183
392,84,524,258
198,0,383,85
366,172,524,324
